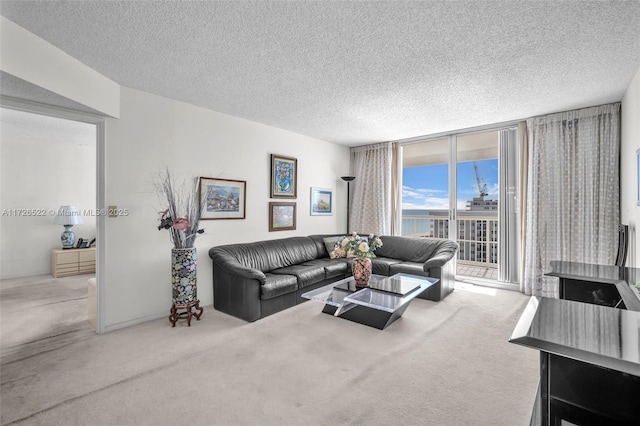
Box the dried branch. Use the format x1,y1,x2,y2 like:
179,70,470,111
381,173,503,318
156,169,204,249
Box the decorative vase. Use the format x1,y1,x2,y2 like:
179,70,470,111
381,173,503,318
172,247,197,304
352,257,372,287
60,224,76,249
169,247,203,326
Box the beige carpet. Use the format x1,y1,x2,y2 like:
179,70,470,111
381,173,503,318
1,275,539,425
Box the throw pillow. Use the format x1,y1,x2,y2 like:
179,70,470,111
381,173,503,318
323,236,347,259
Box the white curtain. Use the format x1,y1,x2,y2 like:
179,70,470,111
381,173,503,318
350,142,393,236
518,121,529,293
522,103,620,297
391,142,401,235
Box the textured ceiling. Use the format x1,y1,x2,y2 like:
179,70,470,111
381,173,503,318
1,1,639,146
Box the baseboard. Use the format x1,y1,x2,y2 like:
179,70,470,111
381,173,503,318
103,311,168,333
455,276,519,291
0,270,51,280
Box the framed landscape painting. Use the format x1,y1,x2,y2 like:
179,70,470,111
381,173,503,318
269,202,296,231
310,187,333,215
270,154,297,198
200,177,246,220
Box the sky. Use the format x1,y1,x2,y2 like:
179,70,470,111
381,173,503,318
403,159,499,210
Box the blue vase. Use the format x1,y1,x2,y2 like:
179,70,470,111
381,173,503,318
61,225,76,249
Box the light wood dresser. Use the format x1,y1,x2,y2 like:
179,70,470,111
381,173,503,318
51,247,96,278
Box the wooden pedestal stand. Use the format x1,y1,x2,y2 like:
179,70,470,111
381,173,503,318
169,247,202,327
169,300,203,327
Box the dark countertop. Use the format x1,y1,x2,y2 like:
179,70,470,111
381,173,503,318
545,261,640,311
509,296,640,377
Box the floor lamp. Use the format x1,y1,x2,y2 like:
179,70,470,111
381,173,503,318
341,176,355,233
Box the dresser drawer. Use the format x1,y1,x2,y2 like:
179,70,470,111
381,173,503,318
55,264,80,277
79,250,95,263
52,247,96,277
78,262,96,274
56,250,79,265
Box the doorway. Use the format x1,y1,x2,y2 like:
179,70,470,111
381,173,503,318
400,127,520,287
0,103,104,332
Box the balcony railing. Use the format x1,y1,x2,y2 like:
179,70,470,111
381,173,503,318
402,212,498,271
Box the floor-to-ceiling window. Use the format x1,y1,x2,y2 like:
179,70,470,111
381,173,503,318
400,126,519,287
402,137,450,239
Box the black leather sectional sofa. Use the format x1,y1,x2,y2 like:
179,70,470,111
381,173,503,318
208,234,458,322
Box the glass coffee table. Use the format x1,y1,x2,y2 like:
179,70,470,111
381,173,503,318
301,273,438,330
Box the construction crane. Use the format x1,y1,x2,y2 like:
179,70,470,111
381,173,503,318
473,162,488,199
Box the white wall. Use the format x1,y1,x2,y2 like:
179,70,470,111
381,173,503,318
0,109,96,278
103,87,350,329
621,65,640,268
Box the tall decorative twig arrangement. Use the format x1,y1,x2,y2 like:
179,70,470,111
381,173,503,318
156,169,205,327
157,169,204,249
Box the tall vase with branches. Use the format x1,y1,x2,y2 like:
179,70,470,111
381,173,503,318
156,169,205,327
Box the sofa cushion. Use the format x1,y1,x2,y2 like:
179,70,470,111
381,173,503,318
271,264,326,289
302,259,349,279
323,236,348,259
213,236,319,272
261,273,298,300
370,257,402,276
377,236,438,263
389,261,429,277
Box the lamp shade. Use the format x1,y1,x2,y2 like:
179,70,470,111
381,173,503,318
53,205,84,226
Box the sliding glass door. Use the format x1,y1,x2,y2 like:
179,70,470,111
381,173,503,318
400,127,519,286
455,131,500,281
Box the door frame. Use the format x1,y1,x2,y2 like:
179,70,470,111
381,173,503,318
1,95,107,333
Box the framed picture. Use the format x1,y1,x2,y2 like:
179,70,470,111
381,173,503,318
269,202,296,231
310,187,333,215
270,154,297,198
199,177,246,220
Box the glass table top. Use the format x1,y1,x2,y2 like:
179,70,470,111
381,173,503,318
301,273,438,315
367,273,427,295
301,274,386,307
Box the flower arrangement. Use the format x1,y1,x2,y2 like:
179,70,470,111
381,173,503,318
340,232,383,258
156,170,204,249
